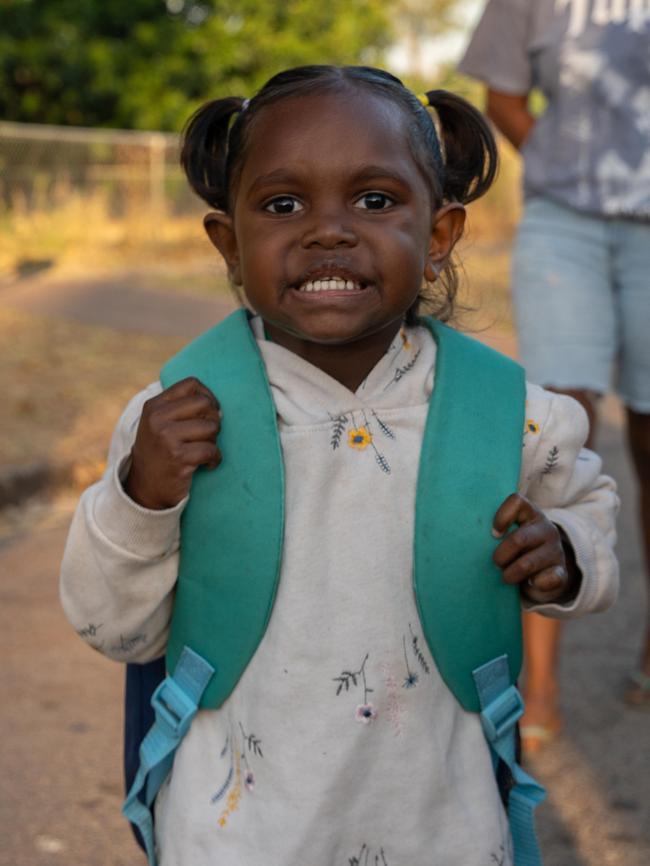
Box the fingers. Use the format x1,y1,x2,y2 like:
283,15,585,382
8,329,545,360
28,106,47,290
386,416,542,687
126,378,223,509
492,493,571,603
495,535,565,586
143,379,221,433
155,394,222,424
159,417,220,445
175,440,222,471
157,376,220,411
520,566,570,605
492,492,537,538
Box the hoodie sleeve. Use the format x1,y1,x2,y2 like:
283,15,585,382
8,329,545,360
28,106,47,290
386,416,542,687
518,383,619,618
59,382,186,662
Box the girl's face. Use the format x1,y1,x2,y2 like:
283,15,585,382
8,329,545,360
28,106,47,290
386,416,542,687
206,89,464,363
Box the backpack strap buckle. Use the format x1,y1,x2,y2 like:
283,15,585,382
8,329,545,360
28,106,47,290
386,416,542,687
480,683,524,743
473,655,546,866
151,677,197,739
122,647,214,866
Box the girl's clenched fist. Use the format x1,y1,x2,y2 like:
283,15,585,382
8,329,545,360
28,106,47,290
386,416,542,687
124,377,221,510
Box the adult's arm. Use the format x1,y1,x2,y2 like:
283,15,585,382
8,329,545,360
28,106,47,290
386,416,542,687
486,89,536,150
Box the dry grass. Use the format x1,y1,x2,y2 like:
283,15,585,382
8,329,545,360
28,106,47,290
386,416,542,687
0,193,209,283
0,306,183,483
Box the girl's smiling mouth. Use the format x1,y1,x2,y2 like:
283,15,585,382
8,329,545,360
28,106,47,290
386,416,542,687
297,276,365,293
290,264,372,297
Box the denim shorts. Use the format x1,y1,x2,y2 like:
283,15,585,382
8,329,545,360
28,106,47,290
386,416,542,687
512,196,650,413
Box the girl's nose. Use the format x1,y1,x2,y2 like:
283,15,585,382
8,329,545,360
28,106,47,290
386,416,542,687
300,209,358,249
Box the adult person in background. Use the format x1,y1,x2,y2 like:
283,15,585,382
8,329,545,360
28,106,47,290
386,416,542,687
459,0,650,752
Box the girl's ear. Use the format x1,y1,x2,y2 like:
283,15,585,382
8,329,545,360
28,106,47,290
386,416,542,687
424,203,466,282
204,211,242,285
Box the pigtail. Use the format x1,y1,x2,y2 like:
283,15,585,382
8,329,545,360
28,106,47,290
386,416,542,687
425,90,498,204
180,97,245,211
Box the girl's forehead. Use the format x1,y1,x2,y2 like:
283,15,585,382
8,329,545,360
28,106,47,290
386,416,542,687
239,90,417,182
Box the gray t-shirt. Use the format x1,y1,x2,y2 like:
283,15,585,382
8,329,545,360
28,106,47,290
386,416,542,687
459,0,650,219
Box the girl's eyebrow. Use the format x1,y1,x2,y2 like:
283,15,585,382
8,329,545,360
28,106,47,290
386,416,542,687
246,164,412,195
349,165,412,186
247,169,301,194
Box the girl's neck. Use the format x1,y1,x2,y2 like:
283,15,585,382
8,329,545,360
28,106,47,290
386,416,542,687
263,320,403,393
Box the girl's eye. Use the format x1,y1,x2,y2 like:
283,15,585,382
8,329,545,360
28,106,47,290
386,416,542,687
264,196,303,215
355,192,394,211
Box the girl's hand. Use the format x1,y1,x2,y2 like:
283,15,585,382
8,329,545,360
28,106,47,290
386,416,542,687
124,377,222,510
492,493,581,605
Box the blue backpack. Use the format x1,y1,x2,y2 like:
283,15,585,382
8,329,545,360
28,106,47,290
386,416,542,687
122,310,545,866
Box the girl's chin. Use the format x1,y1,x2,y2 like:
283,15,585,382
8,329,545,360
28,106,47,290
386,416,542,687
265,318,401,350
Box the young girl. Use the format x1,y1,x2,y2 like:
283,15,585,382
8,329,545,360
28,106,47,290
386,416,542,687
60,66,618,866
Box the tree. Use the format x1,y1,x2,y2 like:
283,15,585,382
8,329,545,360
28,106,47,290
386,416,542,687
0,0,392,130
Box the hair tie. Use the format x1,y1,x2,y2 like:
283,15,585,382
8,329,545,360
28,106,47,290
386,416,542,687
416,93,430,107
241,98,250,111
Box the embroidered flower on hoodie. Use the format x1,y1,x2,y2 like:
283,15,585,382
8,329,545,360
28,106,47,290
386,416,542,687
334,654,376,722
355,703,377,724
348,426,373,449
525,419,540,435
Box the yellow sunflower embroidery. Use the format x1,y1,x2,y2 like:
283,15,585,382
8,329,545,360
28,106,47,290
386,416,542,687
348,427,373,449
525,419,540,434
400,328,412,351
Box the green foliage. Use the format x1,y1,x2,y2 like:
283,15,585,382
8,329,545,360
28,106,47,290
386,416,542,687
0,0,392,130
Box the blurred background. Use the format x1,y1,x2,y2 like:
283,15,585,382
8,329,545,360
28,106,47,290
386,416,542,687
1,2,648,865
0,0,521,491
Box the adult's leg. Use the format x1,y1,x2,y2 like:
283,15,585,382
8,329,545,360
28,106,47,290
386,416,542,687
512,199,613,752
614,218,650,703
626,410,650,697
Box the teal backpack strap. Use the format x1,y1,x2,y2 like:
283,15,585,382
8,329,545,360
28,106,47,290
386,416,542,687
122,647,214,866
415,319,545,865
122,309,283,862
162,307,284,709
474,657,546,866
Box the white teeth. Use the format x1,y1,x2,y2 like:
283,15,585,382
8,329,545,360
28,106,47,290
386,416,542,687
298,277,360,292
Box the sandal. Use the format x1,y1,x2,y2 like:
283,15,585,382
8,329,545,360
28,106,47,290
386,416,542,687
520,719,562,755
624,671,650,708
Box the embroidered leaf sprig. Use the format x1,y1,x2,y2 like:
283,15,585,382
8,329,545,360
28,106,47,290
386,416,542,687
211,764,234,804
333,654,373,703
384,349,421,390
394,352,420,380
239,723,263,757
330,415,347,450
334,670,359,694
349,844,367,866
541,446,559,476
409,623,430,674
374,451,391,474
349,845,388,866
373,413,395,439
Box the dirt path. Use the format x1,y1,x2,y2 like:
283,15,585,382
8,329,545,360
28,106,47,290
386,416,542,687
2,270,236,338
